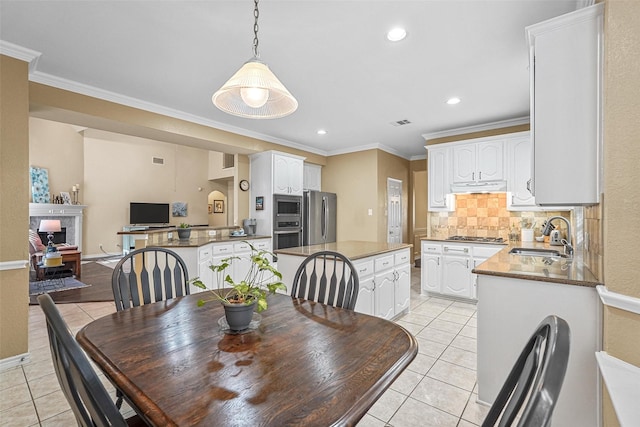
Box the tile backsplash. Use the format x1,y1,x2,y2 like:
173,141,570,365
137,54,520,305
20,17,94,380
428,193,571,241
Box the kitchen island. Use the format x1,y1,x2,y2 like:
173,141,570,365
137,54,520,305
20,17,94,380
473,243,603,427
275,241,412,319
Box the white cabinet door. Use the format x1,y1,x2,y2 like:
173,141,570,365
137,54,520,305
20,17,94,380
354,275,375,316
528,4,602,206
507,135,536,209
422,254,441,293
273,154,304,195
452,144,476,184
374,270,396,320
394,264,411,314
477,141,504,182
453,141,504,184
427,146,454,211
303,163,322,191
442,255,472,298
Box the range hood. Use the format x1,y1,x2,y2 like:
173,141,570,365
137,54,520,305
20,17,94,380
450,181,507,194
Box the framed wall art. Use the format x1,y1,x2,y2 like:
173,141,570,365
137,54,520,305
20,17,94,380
255,196,264,211
214,200,224,213
30,166,51,203
172,202,188,217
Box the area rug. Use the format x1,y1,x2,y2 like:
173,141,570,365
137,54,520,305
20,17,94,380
29,277,91,296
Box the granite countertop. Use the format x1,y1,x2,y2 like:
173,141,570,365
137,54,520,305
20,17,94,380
274,241,412,261
421,237,508,246
473,241,602,288
149,235,271,249
117,225,241,235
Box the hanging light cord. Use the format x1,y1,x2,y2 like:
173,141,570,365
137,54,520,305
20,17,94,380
252,0,260,58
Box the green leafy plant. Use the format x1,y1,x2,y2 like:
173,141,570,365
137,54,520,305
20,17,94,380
179,222,190,228
190,241,286,312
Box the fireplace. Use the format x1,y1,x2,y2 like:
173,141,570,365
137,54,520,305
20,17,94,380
29,204,86,251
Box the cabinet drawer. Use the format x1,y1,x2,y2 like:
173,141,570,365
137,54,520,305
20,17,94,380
252,239,271,250
442,245,471,255
375,255,394,272
394,249,411,266
212,244,233,255
233,241,252,253
473,245,504,258
352,259,374,278
198,246,212,261
422,243,442,254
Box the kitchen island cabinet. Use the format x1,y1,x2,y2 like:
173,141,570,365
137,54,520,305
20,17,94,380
274,241,412,319
474,244,603,427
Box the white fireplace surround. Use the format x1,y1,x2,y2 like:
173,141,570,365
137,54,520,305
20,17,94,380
29,203,86,252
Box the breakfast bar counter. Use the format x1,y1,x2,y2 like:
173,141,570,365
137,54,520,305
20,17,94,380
274,240,412,260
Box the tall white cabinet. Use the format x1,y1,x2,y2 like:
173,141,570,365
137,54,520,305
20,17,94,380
249,151,305,236
527,3,603,206
426,146,454,212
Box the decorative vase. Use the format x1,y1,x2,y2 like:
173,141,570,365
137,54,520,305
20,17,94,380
177,228,191,240
223,299,257,331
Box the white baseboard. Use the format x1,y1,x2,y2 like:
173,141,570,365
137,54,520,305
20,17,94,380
0,352,31,372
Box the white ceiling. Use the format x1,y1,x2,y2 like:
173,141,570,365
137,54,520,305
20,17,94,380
0,0,582,159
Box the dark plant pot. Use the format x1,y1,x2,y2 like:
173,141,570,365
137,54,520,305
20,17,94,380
177,228,191,240
223,299,257,331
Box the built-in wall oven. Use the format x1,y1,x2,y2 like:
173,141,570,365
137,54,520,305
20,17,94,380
273,195,303,250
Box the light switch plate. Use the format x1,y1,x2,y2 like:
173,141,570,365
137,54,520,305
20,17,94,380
368,208,373,216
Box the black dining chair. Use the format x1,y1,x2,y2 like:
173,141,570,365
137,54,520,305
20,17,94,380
111,247,190,312
291,251,359,310
482,315,571,427
37,294,147,427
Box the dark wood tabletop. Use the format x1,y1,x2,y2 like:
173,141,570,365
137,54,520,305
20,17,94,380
77,293,418,426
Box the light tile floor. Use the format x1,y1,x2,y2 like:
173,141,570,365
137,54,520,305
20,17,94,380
0,268,489,426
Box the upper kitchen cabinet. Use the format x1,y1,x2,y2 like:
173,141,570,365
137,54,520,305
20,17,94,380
426,145,455,212
303,163,322,192
526,3,603,206
506,131,537,209
452,140,505,185
272,153,304,195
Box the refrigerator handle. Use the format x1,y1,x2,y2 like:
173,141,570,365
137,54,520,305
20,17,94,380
321,197,327,239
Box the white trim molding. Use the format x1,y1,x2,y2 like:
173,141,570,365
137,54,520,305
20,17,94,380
596,285,640,315
0,260,29,271
0,353,31,372
421,117,529,142
596,351,640,427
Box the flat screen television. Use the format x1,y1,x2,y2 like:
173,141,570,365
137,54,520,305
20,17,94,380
130,202,170,225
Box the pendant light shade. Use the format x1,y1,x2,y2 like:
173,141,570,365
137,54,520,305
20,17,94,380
212,58,298,119
212,0,298,119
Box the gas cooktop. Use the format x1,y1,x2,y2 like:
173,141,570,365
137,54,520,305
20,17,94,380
446,236,505,243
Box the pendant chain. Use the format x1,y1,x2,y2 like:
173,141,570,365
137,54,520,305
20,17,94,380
252,0,260,58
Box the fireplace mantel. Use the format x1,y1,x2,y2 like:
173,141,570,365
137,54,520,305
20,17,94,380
29,203,87,251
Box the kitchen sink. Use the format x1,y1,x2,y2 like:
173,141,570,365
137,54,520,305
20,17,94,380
508,247,568,258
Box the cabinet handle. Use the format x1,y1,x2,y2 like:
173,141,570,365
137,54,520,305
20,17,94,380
444,247,469,253
472,172,475,181
478,171,482,180
526,179,532,194
437,257,440,266
466,259,469,268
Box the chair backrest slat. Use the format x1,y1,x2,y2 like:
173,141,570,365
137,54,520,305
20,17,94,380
112,247,190,311
38,294,129,427
482,315,570,427
291,251,359,310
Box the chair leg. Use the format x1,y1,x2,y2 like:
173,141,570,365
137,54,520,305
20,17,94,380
115,390,124,409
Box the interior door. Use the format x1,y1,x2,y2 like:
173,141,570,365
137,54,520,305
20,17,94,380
387,178,402,244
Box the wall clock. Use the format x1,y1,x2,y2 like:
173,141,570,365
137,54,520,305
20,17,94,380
239,179,250,191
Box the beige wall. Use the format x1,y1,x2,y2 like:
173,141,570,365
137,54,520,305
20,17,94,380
0,56,30,360
29,117,84,198
602,1,640,425
323,150,379,242
411,159,428,259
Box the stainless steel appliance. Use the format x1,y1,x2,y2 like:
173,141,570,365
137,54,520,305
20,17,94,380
242,218,256,236
273,195,303,250
303,190,337,246
446,236,505,244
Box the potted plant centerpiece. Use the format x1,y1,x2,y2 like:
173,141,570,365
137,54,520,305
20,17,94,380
177,222,191,240
190,242,286,331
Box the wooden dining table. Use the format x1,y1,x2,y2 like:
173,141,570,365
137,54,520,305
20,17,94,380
77,293,418,426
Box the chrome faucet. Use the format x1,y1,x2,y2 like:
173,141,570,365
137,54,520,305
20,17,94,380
542,216,573,256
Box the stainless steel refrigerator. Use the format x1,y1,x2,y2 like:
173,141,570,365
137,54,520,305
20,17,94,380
302,190,337,245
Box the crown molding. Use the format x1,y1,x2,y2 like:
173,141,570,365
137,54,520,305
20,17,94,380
0,40,41,73
326,143,411,160
421,117,529,142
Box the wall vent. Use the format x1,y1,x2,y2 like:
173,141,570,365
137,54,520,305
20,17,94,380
223,153,235,169
152,157,164,165
390,119,412,127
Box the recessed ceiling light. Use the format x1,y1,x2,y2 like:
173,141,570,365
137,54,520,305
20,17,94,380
387,27,407,42
317,129,327,135
446,97,461,105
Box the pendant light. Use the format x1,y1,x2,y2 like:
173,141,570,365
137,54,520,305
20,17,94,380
212,0,298,119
